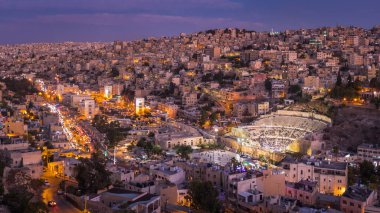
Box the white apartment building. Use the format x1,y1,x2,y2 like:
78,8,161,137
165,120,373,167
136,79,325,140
271,80,286,98
150,164,186,185
103,85,113,98
79,98,97,119
135,97,145,115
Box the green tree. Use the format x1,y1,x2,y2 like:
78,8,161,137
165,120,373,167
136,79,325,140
359,160,375,185
43,141,54,149
369,78,380,89
92,115,108,132
3,186,33,213
371,97,380,109
24,201,48,213
175,145,193,159
92,115,126,148
288,84,301,94
264,78,272,92
336,72,342,86
27,101,34,110
136,137,147,148
186,181,221,213
148,132,155,138
152,145,162,156
75,152,111,194
230,157,239,171
106,122,124,147
0,150,12,178
30,179,45,194
111,67,120,77
347,166,358,186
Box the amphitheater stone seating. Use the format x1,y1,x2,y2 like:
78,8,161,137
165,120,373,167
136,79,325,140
237,111,330,152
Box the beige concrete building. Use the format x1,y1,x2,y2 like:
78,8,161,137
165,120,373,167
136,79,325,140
349,53,364,66
304,76,320,90
181,93,197,107
340,186,377,213
79,98,97,119
285,180,318,205
3,119,27,136
281,158,347,196
346,35,359,46
357,143,380,167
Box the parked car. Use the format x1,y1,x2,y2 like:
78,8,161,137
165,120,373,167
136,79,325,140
48,201,57,207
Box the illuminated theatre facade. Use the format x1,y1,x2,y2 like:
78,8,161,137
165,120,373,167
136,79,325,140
224,110,332,161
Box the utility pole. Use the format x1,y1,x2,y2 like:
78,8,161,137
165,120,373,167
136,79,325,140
83,195,89,213
113,147,116,164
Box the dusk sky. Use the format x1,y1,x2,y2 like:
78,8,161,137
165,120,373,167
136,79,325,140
1,0,379,44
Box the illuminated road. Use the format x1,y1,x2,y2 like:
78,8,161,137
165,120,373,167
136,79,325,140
42,172,81,213
47,103,93,152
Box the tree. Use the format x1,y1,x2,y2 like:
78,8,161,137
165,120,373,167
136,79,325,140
92,115,108,132
106,122,124,147
30,178,45,194
0,150,12,178
369,78,380,89
371,97,380,109
148,132,155,138
137,137,147,148
27,101,34,110
152,145,162,156
230,157,239,171
346,74,353,87
264,78,272,92
43,141,54,149
359,160,375,185
3,186,34,213
336,72,342,86
24,201,48,213
75,152,111,194
6,168,32,190
332,146,339,161
186,181,221,213
111,67,120,77
347,166,358,186
175,145,193,159
288,84,301,94
137,137,161,157
92,115,126,148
